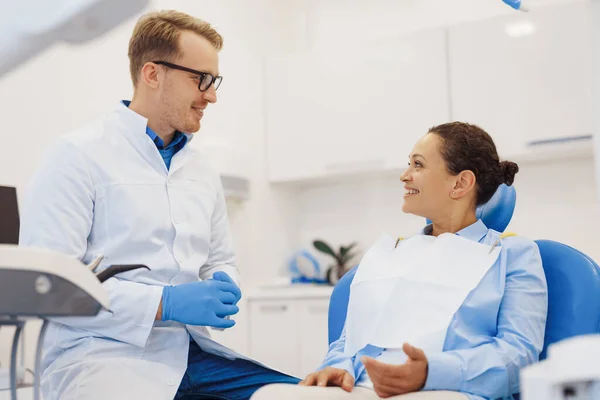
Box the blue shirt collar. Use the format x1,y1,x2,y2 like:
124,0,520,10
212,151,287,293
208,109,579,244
120,100,190,150
422,219,488,242
145,126,188,150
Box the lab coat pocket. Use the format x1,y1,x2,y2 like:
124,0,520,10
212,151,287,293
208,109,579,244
103,182,170,243
175,178,216,218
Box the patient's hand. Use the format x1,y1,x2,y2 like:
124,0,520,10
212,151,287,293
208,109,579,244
299,367,355,392
361,343,428,399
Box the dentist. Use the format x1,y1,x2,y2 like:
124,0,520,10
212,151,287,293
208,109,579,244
19,10,299,400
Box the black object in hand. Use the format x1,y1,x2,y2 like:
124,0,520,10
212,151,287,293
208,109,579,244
96,264,150,283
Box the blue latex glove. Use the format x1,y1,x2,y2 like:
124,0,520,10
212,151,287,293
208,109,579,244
161,278,240,328
212,271,242,305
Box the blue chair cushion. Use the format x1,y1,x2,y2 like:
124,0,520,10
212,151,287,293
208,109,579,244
535,240,600,359
328,266,358,344
476,184,516,232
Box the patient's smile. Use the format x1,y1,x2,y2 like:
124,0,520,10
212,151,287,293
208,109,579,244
404,188,420,197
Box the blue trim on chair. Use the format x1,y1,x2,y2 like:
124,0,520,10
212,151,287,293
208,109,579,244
328,266,358,344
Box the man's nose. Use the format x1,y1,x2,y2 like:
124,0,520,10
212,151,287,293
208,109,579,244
202,85,217,103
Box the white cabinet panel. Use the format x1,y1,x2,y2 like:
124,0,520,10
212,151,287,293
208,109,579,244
265,28,450,182
248,300,299,376
247,287,333,379
448,2,597,159
297,300,330,378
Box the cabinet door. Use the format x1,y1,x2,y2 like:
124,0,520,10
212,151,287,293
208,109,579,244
297,299,331,378
448,2,596,158
265,28,450,183
248,300,299,376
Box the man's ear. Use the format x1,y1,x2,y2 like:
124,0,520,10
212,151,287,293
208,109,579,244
139,62,160,89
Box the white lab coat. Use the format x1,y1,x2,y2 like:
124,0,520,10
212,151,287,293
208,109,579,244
19,101,243,400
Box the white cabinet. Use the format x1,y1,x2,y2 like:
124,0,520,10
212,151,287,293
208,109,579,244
248,286,333,378
297,299,331,376
448,2,597,159
265,28,450,183
248,299,299,375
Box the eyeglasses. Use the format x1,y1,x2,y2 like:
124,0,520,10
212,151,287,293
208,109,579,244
153,61,223,92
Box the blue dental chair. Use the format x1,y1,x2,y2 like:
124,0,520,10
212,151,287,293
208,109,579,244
327,184,600,395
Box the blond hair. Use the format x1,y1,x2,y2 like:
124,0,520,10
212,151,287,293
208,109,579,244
128,10,223,86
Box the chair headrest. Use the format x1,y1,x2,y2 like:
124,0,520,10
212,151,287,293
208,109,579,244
476,184,516,232
426,184,516,232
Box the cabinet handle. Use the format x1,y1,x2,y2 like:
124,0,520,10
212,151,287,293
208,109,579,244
259,305,288,312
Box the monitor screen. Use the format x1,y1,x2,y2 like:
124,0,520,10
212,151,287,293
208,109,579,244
0,186,19,245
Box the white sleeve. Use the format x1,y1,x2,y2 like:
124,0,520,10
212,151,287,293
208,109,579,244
19,139,162,348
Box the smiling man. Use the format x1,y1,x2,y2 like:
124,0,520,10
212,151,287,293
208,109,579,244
19,10,299,400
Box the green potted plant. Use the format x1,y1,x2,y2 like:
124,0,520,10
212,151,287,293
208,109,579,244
313,240,358,285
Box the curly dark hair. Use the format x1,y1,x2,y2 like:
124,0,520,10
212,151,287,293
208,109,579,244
428,122,519,206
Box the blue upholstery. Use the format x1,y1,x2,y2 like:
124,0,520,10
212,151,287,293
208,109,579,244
327,266,358,344
327,186,600,397
426,184,516,232
535,240,600,359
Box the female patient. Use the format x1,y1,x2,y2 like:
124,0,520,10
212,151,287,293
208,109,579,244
254,122,548,400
